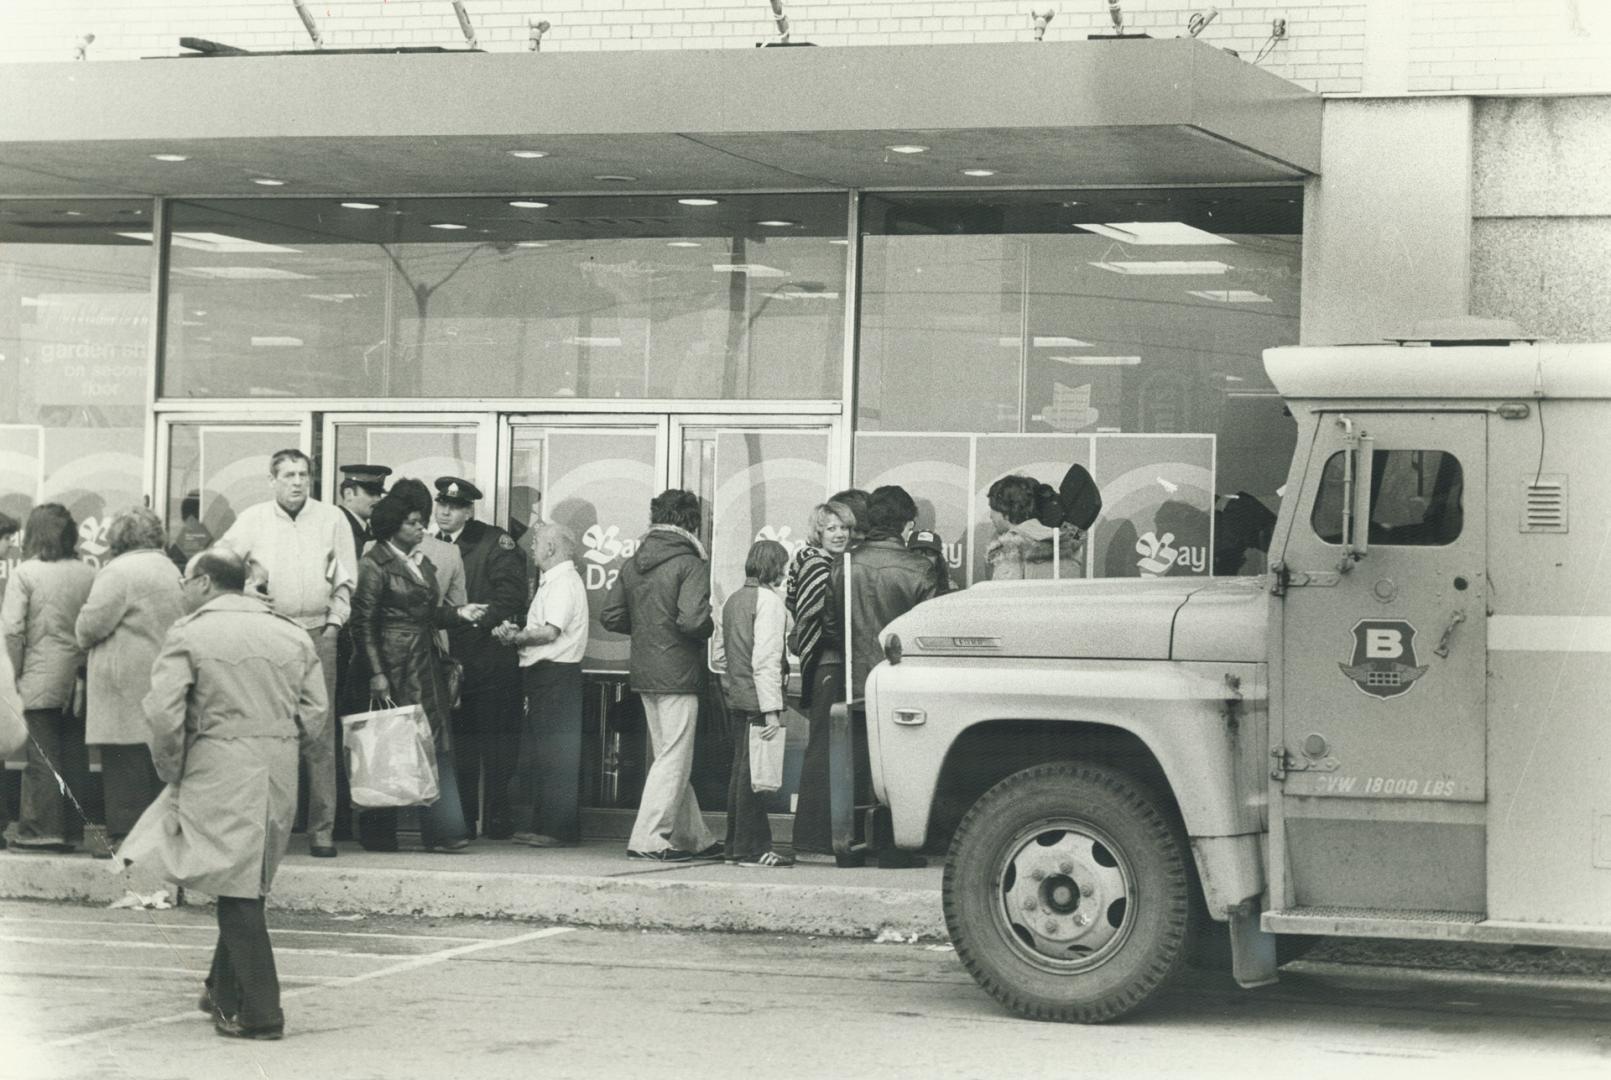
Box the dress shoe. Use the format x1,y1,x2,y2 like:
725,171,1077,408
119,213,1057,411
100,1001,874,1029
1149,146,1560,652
198,988,217,1015
214,1016,283,1041
309,844,337,859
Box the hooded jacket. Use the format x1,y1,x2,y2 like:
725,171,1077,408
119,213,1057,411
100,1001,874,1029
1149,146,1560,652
985,519,1085,581
600,525,713,695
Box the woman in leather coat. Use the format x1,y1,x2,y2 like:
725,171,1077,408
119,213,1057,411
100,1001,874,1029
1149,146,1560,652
349,494,484,853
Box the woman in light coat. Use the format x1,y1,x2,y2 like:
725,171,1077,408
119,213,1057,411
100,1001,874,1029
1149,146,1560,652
75,507,186,846
1,503,95,852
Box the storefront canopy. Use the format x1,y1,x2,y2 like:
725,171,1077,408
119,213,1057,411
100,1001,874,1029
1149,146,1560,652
0,39,1318,199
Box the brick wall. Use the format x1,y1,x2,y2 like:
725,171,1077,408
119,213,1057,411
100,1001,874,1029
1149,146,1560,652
1,0,1608,96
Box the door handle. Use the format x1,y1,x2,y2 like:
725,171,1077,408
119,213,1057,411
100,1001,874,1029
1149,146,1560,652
1434,609,1466,658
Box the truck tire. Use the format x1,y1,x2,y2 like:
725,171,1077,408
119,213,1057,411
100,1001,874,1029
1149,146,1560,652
943,761,1193,1023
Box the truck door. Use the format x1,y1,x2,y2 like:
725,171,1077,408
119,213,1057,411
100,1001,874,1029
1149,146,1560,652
1270,411,1487,915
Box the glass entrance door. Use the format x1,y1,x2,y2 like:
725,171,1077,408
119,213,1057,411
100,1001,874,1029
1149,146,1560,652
320,414,496,520
157,415,312,567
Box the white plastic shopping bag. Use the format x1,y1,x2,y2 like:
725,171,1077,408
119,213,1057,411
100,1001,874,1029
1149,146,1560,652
342,701,440,808
748,719,786,795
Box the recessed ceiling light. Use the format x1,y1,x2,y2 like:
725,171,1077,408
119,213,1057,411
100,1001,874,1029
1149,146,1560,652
594,174,637,183
667,241,702,248
251,178,286,187
340,201,381,210
507,150,549,159
516,241,549,248
756,219,796,227
961,169,997,177
886,144,929,154
678,198,720,207
428,222,468,230
149,154,188,162
509,200,550,209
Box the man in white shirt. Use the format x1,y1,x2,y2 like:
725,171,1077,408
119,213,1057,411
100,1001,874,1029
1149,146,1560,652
494,523,587,848
218,448,358,859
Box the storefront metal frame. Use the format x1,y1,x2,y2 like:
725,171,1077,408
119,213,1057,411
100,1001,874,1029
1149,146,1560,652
153,412,315,527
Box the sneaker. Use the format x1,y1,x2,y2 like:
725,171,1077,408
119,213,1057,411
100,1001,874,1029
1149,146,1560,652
734,851,795,868
627,848,693,862
511,833,574,848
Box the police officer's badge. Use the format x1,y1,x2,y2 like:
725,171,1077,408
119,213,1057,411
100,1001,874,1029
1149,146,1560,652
1338,618,1428,699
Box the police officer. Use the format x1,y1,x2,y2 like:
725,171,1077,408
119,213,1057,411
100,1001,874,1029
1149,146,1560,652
336,465,390,557
333,464,389,841
433,477,528,840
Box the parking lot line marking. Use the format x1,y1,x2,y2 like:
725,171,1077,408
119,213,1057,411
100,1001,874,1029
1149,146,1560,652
0,916,478,943
45,924,574,1048
0,934,394,959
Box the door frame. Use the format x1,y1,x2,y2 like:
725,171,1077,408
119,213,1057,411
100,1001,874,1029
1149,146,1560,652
319,411,498,514
153,412,313,527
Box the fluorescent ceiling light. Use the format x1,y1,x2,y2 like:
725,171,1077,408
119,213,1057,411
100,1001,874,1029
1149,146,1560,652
679,198,720,207
149,153,188,162
507,150,549,159
340,201,381,210
712,263,788,277
1090,260,1231,275
516,241,549,248
766,289,840,300
1047,355,1142,366
251,178,286,187
304,293,359,302
756,220,795,227
961,169,997,177
173,266,315,280
997,336,1093,348
116,231,301,254
509,200,550,209
886,144,929,154
828,239,850,245
1075,222,1236,246
667,241,702,248
250,336,304,347
563,336,622,347
594,174,637,182
1187,289,1272,303
428,223,468,230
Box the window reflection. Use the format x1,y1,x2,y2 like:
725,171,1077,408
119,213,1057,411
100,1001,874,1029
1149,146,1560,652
0,200,153,567
162,195,847,401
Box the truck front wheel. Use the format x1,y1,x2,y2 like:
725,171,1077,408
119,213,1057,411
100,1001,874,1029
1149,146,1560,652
942,761,1193,1023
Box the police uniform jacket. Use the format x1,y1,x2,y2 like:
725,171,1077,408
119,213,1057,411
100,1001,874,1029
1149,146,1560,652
446,519,526,686
127,593,326,899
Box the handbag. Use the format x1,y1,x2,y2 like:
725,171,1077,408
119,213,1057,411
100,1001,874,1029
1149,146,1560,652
748,716,786,795
341,698,440,808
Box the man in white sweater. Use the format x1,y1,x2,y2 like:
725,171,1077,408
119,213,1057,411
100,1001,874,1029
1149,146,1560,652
218,448,357,858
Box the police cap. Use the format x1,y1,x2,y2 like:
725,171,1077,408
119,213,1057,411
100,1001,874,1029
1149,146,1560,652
434,476,483,505
339,464,391,495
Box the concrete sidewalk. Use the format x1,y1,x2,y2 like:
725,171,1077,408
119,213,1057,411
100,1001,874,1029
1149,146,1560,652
0,837,946,940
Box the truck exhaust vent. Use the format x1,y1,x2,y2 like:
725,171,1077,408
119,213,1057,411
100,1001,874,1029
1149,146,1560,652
1520,475,1568,533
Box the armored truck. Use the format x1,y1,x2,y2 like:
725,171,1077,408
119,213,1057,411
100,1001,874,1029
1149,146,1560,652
865,331,1611,1022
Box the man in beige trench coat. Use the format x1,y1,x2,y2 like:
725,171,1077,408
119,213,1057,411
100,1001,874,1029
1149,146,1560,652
122,547,326,1040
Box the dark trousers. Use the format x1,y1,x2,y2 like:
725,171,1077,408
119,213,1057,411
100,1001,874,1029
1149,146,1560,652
8,708,88,847
454,677,522,838
724,708,774,861
97,743,161,839
331,630,366,841
206,896,283,1032
790,661,843,855
357,745,470,850
509,661,583,842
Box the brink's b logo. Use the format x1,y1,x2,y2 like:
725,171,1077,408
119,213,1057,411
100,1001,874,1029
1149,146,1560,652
1338,618,1428,699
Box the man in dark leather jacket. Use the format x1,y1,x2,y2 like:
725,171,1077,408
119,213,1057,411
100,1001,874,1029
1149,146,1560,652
824,485,938,701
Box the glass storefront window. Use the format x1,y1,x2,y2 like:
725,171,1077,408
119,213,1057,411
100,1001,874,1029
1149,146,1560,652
0,199,153,572
858,188,1302,576
161,195,848,402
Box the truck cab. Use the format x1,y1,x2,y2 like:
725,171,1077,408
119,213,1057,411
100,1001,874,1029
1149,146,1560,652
865,331,1611,1022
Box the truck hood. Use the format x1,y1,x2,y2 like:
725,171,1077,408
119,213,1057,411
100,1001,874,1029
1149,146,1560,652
883,576,1267,662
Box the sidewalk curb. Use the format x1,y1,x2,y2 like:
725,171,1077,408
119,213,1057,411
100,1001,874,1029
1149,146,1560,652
0,856,947,940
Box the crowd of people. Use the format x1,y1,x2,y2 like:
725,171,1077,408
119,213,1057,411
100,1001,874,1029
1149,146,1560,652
0,450,1098,1038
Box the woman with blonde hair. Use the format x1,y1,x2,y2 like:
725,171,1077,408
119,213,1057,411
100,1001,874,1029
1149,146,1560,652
75,506,186,851
786,497,857,858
